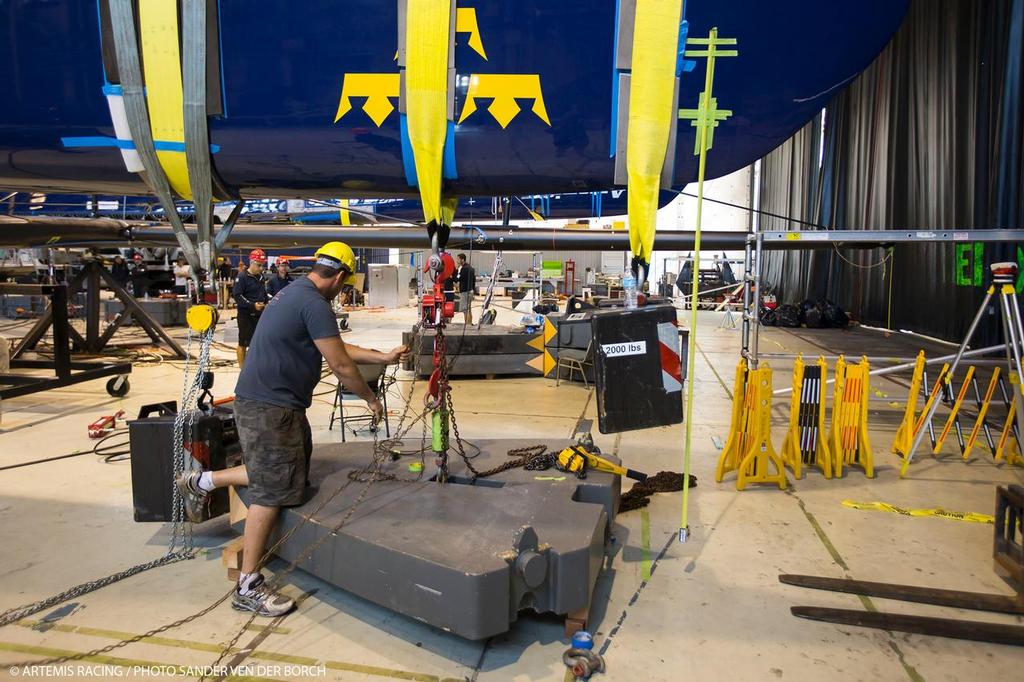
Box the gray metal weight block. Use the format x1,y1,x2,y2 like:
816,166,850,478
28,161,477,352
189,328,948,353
235,438,617,639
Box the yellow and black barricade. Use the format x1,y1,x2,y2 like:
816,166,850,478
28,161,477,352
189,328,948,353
995,374,1023,465
933,365,975,455
892,351,925,458
963,366,1000,461
716,359,787,490
896,360,950,477
830,355,873,477
781,355,831,479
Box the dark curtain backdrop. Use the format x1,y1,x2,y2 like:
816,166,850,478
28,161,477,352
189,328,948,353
760,0,1024,343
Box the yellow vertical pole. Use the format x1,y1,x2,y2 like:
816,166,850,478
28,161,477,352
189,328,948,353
681,28,718,540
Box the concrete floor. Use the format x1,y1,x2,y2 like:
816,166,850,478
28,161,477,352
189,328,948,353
0,301,1023,681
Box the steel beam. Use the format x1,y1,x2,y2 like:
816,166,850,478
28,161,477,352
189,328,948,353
2,215,1023,251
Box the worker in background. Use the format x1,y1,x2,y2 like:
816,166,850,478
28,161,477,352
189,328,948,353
216,257,234,309
267,257,294,297
456,253,476,325
173,257,191,296
232,249,268,368
108,254,130,291
130,253,148,297
176,241,409,617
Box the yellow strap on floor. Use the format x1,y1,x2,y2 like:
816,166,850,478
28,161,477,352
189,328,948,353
138,0,192,200
842,500,994,524
405,0,451,225
626,0,682,263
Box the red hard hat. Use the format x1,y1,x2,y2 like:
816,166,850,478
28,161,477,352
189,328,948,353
133,253,143,260
249,248,267,263
277,256,289,265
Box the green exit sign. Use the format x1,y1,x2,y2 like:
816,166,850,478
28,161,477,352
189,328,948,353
955,243,1024,291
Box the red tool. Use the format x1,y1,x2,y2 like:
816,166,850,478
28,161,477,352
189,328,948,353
420,251,456,329
88,410,124,438
420,252,456,409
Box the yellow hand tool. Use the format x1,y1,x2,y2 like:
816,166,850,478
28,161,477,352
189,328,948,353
556,445,648,481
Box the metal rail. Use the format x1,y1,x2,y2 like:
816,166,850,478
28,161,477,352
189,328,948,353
3,218,1024,251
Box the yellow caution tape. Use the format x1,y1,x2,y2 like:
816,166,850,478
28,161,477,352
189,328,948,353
534,475,566,481
138,0,192,200
841,500,994,524
405,0,452,224
625,0,683,263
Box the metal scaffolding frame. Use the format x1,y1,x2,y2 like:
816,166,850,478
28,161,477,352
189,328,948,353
738,229,1024,368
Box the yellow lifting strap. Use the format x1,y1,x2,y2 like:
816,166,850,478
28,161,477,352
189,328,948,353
404,0,452,225
625,0,683,264
138,0,193,200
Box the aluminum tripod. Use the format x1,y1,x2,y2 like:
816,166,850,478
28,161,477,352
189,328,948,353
904,262,1024,470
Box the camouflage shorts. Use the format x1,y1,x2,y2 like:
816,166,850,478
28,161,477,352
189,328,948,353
234,397,312,507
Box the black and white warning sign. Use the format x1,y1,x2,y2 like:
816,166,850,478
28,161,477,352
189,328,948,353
600,340,647,358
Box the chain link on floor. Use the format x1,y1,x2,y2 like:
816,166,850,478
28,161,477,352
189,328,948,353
0,328,214,630
5,321,553,675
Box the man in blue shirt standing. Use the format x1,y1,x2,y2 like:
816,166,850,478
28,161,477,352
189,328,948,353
266,256,294,297
232,249,269,368
177,241,408,617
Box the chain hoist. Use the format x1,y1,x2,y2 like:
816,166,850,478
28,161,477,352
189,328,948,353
421,234,456,482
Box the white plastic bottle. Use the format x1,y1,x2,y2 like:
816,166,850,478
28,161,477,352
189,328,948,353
623,272,638,309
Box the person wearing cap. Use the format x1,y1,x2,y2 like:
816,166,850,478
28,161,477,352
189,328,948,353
232,249,269,367
176,241,409,618
108,254,130,290
216,257,234,309
266,257,294,297
130,252,148,297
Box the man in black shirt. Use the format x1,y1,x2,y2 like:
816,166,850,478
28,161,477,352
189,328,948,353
456,253,476,325
267,257,294,297
108,254,130,290
232,249,269,367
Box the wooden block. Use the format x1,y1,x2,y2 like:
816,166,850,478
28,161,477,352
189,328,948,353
564,605,589,638
229,485,248,525
227,568,241,582
222,537,245,571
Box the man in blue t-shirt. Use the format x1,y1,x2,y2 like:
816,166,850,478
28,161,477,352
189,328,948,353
176,241,408,618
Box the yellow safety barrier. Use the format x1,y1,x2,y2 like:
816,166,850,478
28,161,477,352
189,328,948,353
963,366,1000,461
933,365,975,454
891,351,925,458
897,361,949,477
716,359,786,490
829,355,873,478
781,355,832,479
996,374,1023,465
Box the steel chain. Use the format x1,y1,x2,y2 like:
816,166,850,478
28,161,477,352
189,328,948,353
5,313,546,673
0,328,215,631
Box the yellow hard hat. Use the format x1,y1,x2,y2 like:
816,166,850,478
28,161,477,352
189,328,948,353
314,241,357,284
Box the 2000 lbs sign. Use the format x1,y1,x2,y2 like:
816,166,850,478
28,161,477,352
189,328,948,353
601,341,647,358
